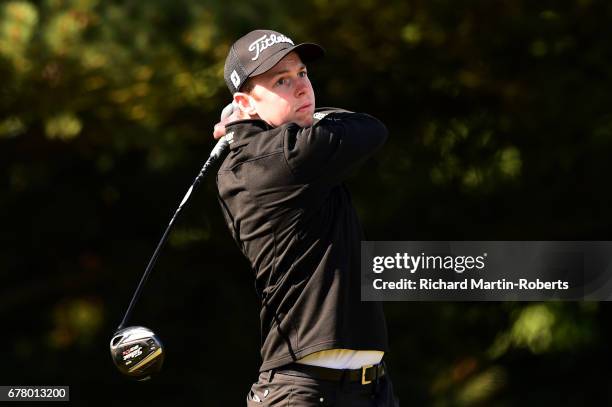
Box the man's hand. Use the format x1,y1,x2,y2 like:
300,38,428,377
213,108,244,140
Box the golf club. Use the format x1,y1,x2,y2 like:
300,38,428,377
110,103,234,381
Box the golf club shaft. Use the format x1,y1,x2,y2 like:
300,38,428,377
117,104,234,331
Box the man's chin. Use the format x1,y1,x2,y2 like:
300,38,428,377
295,111,315,127
300,118,314,127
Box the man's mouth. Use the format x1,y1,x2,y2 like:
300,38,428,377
296,103,312,112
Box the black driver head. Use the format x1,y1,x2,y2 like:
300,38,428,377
110,326,165,381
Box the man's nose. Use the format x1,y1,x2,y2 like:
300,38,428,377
295,76,309,96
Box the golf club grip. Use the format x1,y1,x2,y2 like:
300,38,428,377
117,103,234,331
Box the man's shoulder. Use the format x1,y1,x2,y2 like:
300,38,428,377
314,106,352,114
219,120,286,174
225,119,283,149
312,107,353,124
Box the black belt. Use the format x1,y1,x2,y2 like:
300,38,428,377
274,361,386,385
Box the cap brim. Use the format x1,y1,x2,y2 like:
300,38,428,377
250,43,325,77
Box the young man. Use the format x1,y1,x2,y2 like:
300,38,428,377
214,29,399,406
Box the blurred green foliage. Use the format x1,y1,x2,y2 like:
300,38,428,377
1,0,611,405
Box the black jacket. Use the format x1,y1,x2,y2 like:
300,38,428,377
216,107,389,371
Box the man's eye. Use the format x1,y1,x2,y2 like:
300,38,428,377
298,71,308,77
276,78,287,86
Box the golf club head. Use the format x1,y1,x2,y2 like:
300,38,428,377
110,326,164,381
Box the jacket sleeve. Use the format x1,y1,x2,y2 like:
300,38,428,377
283,109,388,185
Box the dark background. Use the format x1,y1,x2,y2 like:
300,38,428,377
1,0,611,405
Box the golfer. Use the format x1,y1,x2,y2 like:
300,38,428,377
213,29,399,406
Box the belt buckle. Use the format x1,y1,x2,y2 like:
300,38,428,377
361,364,373,385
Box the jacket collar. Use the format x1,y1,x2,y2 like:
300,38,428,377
224,119,273,150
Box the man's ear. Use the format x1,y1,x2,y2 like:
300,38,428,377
233,92,257,117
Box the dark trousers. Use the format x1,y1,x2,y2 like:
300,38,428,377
246,365,400,406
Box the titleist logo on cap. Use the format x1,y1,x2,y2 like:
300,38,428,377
248,34,295,61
